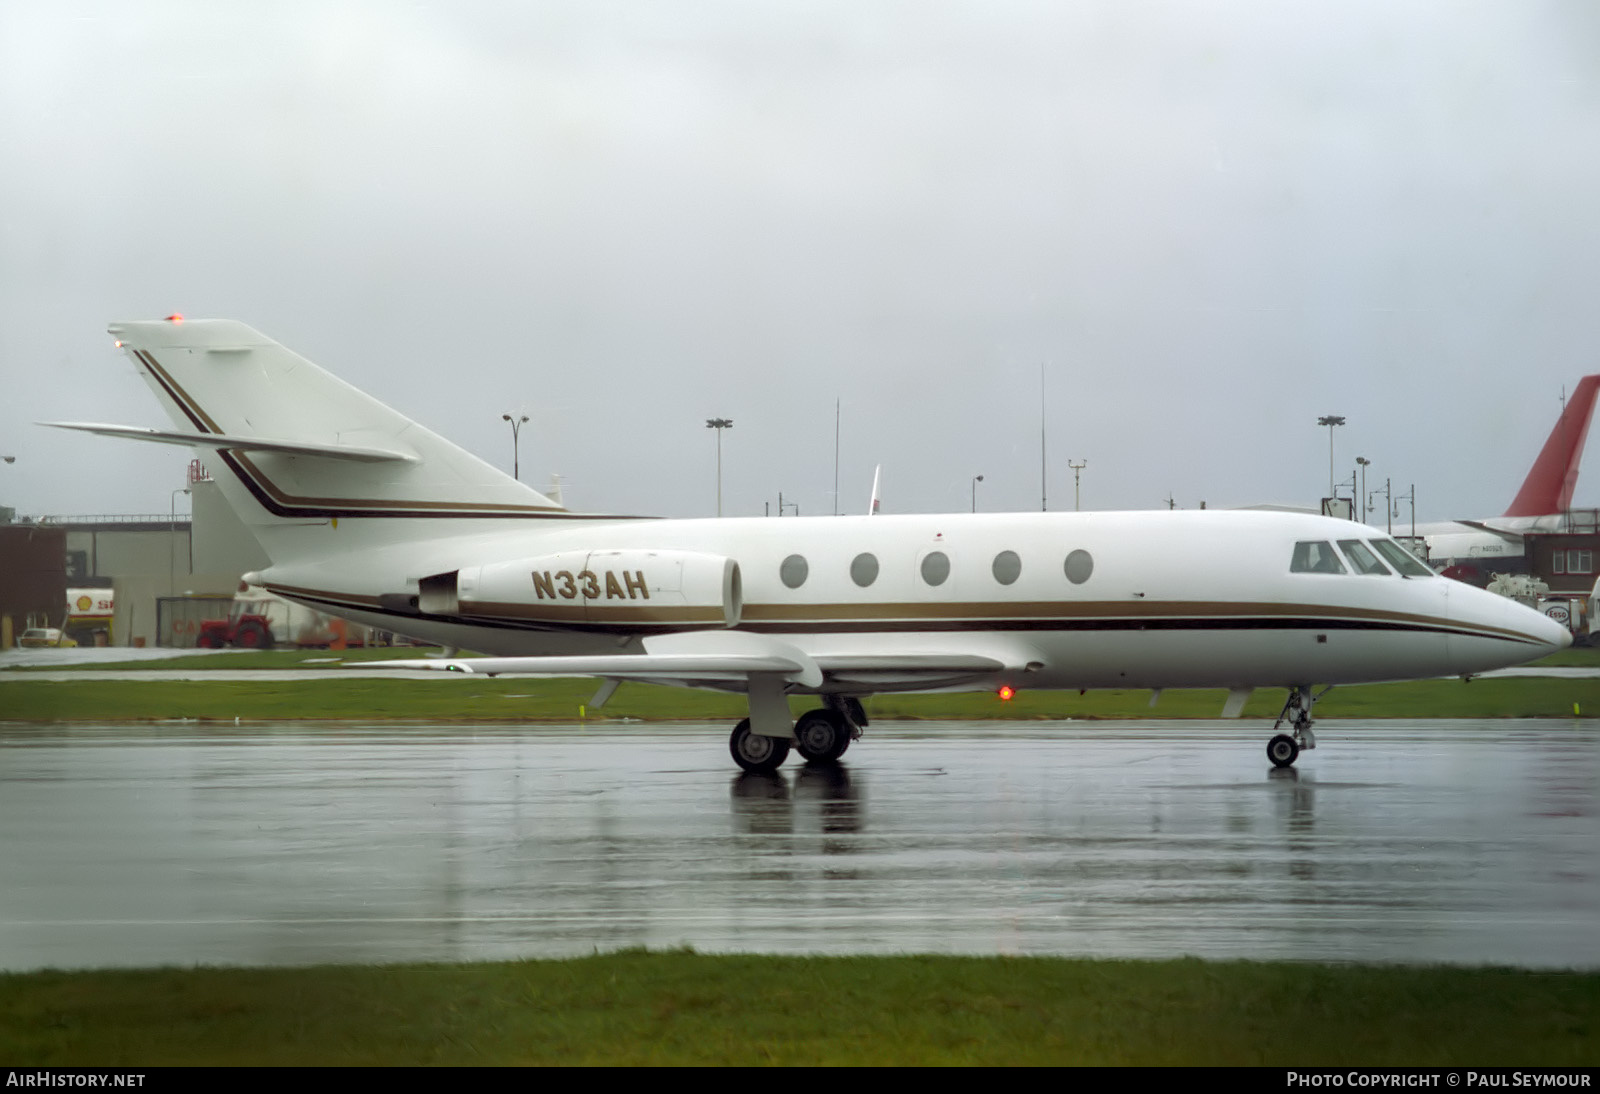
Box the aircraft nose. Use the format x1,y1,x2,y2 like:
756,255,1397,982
1447,581,1572,673
1543,612,1575,653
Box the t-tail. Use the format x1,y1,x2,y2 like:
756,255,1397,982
1503,374,1600,517
45,317,568,565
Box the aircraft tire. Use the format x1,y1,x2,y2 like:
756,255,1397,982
730,718,791,774
794,709,850,764
1267,734,1299,768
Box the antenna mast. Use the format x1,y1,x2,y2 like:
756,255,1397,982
1040,363,1047,511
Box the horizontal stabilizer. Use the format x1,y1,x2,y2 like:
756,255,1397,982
40,422,417,463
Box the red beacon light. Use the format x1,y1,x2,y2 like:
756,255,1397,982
165,313,183,323
997,685,1015,702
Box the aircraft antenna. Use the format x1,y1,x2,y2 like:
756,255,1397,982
1040,363,1047,512
834,397,840,517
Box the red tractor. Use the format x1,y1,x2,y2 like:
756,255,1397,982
195,600,276,649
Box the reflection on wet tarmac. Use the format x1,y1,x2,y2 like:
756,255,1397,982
1,720,1596,970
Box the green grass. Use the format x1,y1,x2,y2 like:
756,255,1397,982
2,952,1595,1066
2,672,1598,723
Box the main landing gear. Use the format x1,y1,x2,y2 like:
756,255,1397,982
729,698,866,774
1266,685,1329,768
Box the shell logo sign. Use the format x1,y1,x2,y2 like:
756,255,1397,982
65,589,114,618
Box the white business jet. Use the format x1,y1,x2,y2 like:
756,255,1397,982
48,318,1570,773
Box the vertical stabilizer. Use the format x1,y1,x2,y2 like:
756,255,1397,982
1503,376,1600,517
102,318,565,565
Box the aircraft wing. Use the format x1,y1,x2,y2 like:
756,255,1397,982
1454,520,1526,545
365,632,1017,692
375,651,817,684
40,421,417,463
370,630,824,689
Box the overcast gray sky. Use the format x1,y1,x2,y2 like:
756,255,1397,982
4,1,1599,523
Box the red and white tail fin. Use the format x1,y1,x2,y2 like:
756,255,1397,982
1503,375,1600,517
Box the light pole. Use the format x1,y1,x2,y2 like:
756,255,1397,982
1068,459,1087,511
1395,483,1416,539
1370,480,1392,535
1317,416,1345,498
501,413,529,480
706,418,733,517
1356,457,1370,523
971,474,983,513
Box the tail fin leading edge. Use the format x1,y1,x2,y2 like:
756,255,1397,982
1503,375,1600,517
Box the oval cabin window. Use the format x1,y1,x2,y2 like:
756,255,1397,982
850,552,880,587
992,550,1021,586
780,554,809,589
1064,549,1094,585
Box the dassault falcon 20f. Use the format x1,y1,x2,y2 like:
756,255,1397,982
49,318,1571,773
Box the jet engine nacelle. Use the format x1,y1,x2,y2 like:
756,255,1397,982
423,549,743,628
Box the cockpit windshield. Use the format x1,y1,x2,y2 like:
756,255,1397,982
1369,537,1433,577
1337,539,1392,576
1290,541,1346,574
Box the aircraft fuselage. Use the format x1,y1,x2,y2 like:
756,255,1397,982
253,508,1565,694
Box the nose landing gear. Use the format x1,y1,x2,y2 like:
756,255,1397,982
1267,685,1329,768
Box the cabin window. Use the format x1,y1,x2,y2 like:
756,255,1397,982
1370,538,1432,577
851,552,880,587
780,554,809,589
920,551,950,586
1554,550,1594,575
992,550,1021,585
1064,549,1094,585
1337,540,1391,576
1290,541,1346,574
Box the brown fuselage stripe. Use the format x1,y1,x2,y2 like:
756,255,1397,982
262,583,1547,646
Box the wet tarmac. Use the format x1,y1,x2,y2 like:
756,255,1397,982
2,719,1596,971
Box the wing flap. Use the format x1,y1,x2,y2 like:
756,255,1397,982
370,653,809,681
361,630,825,688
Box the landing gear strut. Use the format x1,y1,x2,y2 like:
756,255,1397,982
1267,685,1328,768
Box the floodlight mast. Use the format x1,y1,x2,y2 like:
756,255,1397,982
1317,415,1346,497
706,418,733,517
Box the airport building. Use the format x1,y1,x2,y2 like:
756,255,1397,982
0,485,243,647
1,467,390,650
